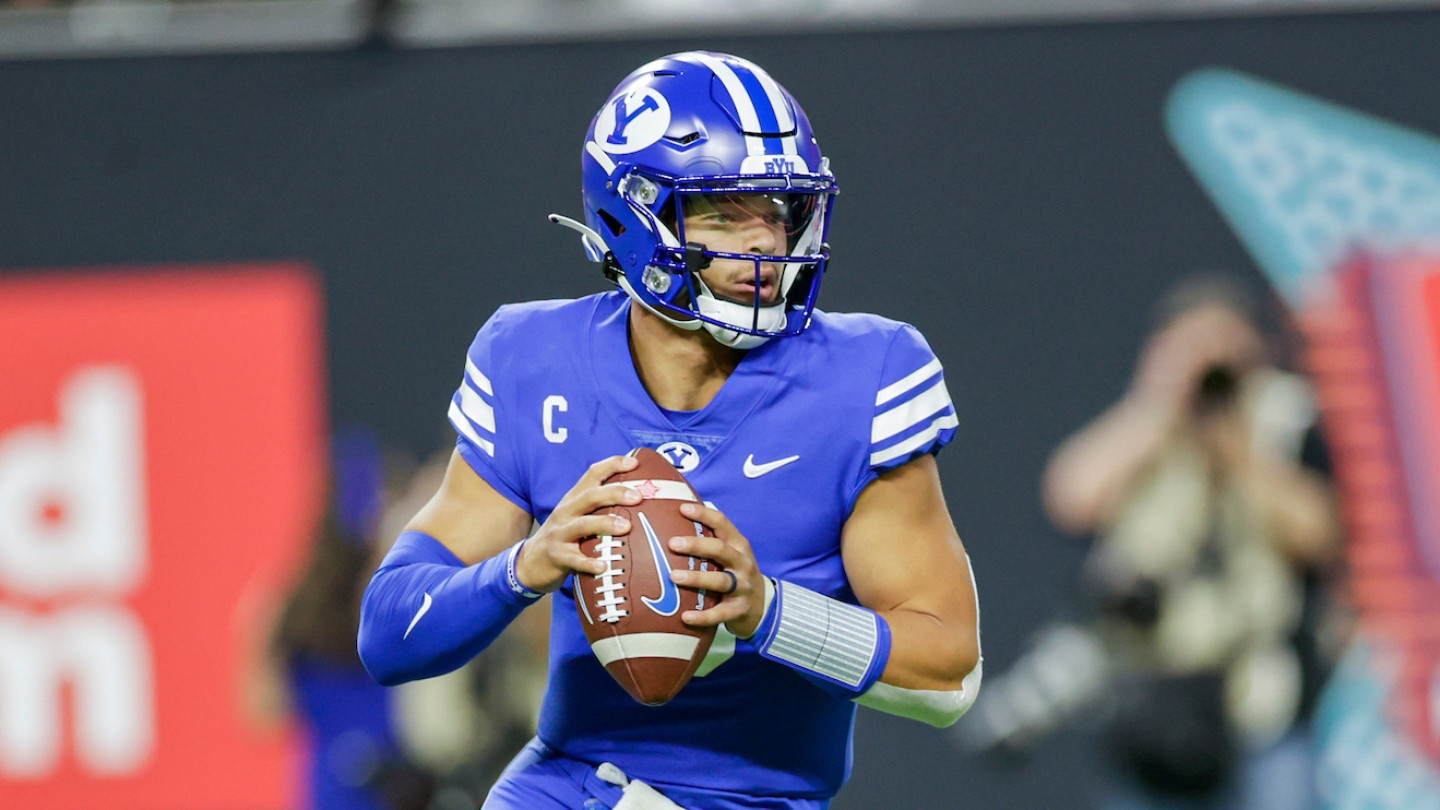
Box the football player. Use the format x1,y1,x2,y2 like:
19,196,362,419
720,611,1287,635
358,51,982,809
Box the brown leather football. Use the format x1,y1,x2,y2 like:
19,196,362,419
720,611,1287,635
575,447,722,705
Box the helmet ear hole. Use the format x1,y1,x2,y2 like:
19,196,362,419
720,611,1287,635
597,209,627,238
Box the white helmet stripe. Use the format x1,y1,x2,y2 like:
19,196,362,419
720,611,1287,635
728,54,798,154
685,52,766,157
585,140,617,176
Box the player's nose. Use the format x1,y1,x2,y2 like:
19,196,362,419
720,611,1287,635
743,222,781,256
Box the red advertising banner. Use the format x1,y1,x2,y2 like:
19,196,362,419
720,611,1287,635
1304,253,1440,760
0,265,323,809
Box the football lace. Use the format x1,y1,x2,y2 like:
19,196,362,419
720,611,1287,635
593,534,629,623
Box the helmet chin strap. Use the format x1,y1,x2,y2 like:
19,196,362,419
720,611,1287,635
694,278,784,350
619,272,782,350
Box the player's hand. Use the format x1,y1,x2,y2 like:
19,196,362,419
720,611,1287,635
514,455,643,593
667,501,767,639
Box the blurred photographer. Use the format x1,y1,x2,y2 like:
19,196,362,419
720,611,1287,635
1039,278,1340,810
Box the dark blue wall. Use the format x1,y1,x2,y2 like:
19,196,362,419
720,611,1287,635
3,13,1439,805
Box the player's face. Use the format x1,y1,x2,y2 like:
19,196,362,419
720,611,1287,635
682,193,791,306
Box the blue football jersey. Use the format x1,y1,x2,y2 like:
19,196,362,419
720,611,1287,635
446,291,957,798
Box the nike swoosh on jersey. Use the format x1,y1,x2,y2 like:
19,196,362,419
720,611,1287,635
639,512,682,616
743,454,801,478
403,593,433,640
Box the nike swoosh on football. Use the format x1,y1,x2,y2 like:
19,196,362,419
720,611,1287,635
403,593,433,639
639,512,682,617
743,454,800,478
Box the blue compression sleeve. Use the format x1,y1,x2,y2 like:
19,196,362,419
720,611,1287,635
358,531,541,686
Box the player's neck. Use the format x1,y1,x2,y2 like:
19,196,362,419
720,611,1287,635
627,304,743,412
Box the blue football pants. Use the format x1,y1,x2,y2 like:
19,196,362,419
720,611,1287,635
482,738,831,810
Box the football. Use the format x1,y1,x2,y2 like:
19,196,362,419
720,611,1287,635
575,447,722,706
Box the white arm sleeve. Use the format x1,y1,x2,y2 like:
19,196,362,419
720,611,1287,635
854,659,983,728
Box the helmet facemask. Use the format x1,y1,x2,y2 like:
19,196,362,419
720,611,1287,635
620,170,836,349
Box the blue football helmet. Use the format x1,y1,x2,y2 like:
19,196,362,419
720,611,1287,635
551,51,837,349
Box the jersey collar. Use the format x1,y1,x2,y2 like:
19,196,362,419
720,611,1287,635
588,292,788,436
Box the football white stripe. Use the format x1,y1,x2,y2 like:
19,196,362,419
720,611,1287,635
620,479,698,502
686,53,765,157
465,357,493,395
869,414,960,467
458,382,496,433
876,358,943,406
872,379,953,443
591,633,700,667
448,400,495,457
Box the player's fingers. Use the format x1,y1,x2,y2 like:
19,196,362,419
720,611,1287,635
669,567,739,596
561,454,639,504
555,545,608,577
563,482,643,518
677,501,752,553
561,513,630,545
532,513,628,575
681,599,748,629
543,519,621,575
667,534,748,569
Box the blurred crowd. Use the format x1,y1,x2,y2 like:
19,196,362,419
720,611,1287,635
242,427,550,810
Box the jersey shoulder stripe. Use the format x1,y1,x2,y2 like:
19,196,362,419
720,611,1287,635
864,322,957,470
449,357,498,457
449,295,611,464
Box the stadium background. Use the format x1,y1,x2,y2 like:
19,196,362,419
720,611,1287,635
2,7,1439,808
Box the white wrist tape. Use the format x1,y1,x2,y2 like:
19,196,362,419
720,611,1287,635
752,578,890,693
505,538,544,600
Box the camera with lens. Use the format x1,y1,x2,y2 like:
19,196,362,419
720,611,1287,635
1192,364,1238,414
1097,576,1161,627
1082,550,1162,627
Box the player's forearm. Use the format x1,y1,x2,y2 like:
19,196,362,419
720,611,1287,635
877,608,980,692
844,608,981,729
358,531,540,686
740,577,981,728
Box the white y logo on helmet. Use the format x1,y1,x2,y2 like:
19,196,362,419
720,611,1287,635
596,88,671,155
